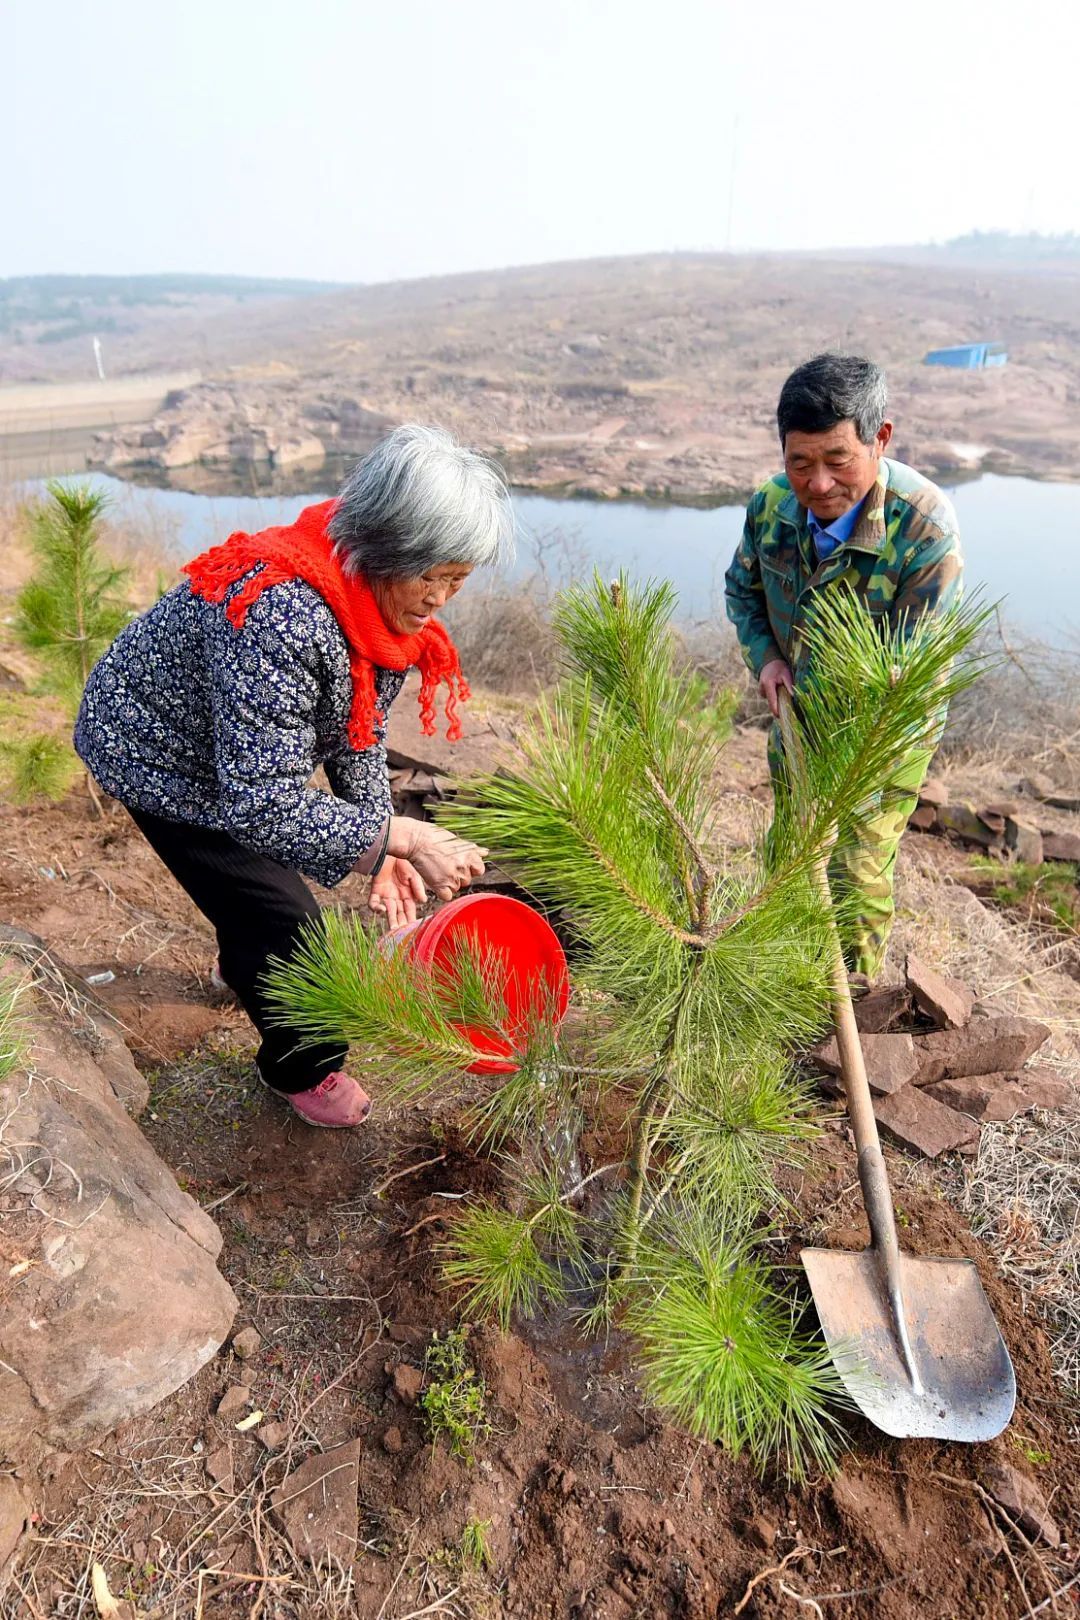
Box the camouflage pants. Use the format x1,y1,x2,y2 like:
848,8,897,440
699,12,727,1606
768,728,931,979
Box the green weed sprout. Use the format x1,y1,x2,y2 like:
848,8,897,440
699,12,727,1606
459,1517,494,1571
420,1328,490,1464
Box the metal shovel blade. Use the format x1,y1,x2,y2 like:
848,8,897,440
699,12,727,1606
802,1244,1016,1441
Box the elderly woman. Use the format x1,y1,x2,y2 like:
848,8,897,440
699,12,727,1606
75,426,512,1129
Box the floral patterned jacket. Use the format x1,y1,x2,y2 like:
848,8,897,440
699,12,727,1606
74,570,403,888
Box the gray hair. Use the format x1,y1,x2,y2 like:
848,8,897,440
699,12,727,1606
776,353,888,446
328,424,515,581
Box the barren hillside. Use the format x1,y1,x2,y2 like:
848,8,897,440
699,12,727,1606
7,255,1079,499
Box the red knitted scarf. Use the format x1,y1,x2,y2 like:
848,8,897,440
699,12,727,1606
182,499,470,750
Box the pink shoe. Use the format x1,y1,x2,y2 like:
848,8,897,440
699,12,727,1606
284,1071,372,1129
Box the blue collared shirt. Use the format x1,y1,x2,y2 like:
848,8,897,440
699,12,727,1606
807,494,866,561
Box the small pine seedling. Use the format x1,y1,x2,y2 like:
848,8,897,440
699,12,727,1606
0,732,81,804
13,481,130,807
420,1328,490,1464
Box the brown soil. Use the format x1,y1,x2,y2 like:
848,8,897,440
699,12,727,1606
4,726,1078,1617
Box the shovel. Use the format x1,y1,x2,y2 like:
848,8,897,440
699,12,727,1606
777,689,1015,1441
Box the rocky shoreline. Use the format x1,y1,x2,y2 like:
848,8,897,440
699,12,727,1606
89,369,1079,507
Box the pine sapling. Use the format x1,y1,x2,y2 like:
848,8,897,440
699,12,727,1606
268,570,991,1478
10,481,130,809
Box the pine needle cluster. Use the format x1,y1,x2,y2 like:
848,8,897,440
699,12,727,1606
268,569,990,1478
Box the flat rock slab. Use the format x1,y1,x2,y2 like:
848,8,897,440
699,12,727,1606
810,1032,919,1095
913,1016,1050,1084
905,953,973,1031
982,1462,1061,1548
1015,1066,1075,1110
937,803,1005,849
1005,817,1043,865
927,1068,1072,1120
1041,829,1080,863
853,984,912,1035
873,1087,980,1158
924,1074,1033,1122
272,1438,362,1567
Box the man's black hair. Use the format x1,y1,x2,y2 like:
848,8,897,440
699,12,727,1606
776,354,888,446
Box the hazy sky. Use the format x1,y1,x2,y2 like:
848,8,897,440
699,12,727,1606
5,0,1079,283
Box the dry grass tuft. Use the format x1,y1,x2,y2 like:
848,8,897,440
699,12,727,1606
961,1103,1080,1397
893,845,1080,1403
941,618,1080,793
890,848,1080,1044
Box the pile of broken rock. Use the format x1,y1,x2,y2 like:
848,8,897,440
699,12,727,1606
806,953,1073,1158
911,775,1080,865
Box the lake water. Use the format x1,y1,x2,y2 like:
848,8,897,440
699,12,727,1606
16,465,1079,633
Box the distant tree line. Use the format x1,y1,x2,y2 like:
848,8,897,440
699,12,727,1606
0,272,349,342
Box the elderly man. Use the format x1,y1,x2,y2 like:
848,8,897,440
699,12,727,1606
725,353,963,979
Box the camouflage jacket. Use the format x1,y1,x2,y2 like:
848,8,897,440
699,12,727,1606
724,457,963,683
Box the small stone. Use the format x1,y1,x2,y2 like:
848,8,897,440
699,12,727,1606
977,808,1007,834
390,1363,424,1405
873,1087,980,1158
918,776,949,807
256,1421,288,1450
913,1016,1050,1084
661,1518,676,1539
387,1321,420,1344
1018,773,1056,801
381,1425,403,1454
908,804,939,832
982,1462,1061,1548
1005,818,1044,866
205,1444,234,1491
231,1327,262,1360
1041,830,1080,863
216,1385,252,1419
810,1032,919,1095
906,953,974,1031
558,1466,577,1497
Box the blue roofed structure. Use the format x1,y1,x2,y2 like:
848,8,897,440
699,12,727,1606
923,342,1008,369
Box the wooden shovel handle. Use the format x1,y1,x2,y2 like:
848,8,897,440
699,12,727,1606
776,688,901,1264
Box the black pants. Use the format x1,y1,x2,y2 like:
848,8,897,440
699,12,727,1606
129,807,347,1094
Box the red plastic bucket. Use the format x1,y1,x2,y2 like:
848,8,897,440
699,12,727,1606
384,893,570,1074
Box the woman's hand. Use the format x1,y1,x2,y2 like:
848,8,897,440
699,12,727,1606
387,816,487,902
367,856,427,931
